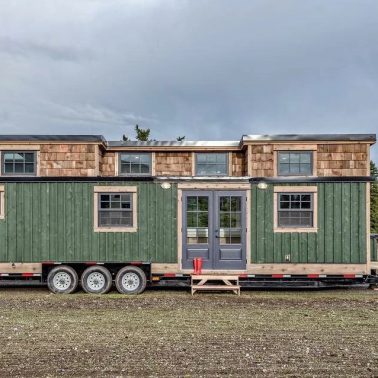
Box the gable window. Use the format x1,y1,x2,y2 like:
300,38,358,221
278,151,312,176
273,186,318,232
119,153,152,176
94,186,137,232
0,185,4,219
2,151,37,176
195,153,228,176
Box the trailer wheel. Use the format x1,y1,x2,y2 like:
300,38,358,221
81,266,113,294
47,266,79,294
115,266,147,294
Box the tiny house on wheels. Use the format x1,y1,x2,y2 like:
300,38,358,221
0,134,377,294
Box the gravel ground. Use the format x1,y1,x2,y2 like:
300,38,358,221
0,287,377,377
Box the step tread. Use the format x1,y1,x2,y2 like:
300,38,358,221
191,275,240,280
191,285,240,290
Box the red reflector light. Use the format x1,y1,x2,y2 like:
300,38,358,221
343,274,355,278
22,273,33,277
307,274,319,278
272,274,284,278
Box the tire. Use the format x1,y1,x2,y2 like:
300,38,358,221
47,265,79,294
115,266,147,294
81,266,113,294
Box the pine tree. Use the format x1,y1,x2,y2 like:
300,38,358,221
135,124,151,141
371,161,378,233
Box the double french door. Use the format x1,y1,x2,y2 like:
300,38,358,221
182,191,246,270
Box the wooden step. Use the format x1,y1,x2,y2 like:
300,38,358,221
191,274,241,295
191,284,240,295
192,285,240,290
191,275,239,281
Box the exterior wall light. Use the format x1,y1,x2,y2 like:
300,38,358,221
160,182,171,190
257,182,268,190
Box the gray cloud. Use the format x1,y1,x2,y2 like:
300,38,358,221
0,0,377,160
0,37,93,62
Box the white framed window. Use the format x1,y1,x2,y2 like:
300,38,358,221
0,185,4,219
119,153,152,176
195,153,229,176
273,145,318,177
277,151,313,176
273,186,318,233
2,151,37,176
93,186,137,232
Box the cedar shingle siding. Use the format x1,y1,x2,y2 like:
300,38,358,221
100,152,116,176
317,144,368,176
250,144,275,177
155,152,192,176
0,136,373,178
231,152,246,176
39,144,97,176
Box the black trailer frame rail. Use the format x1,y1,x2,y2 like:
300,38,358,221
1,267,377,289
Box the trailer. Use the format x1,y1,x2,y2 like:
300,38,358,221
0,134,377,293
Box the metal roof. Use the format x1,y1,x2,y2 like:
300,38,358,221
0,135,106,143
242,134,376,142
107,140,240,147
0,134,375,145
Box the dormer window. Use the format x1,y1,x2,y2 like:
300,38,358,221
2,151,37,176
119,153,152,176
277,151,313,176
195,153,228,176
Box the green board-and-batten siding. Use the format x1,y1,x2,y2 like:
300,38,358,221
0,182,177,263
0,181,369,266
371,236,378,262
251,183,367,264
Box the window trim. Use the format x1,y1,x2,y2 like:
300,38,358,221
118,152,154,177
194,152,229,177
0,185,4,220
273,144,317,177
1,150,39,176
273,186,318,233
93,186,137,232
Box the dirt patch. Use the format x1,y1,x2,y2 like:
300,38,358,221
0,288,377,377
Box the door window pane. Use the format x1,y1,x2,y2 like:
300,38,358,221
186,196,209,244
218,195,242,245
230,229,241,244
277,151,313,176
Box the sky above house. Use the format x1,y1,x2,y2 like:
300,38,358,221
0,0,377,161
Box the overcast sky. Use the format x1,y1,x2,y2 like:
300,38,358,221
0,0,377,161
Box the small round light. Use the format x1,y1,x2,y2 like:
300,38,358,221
257,182,268,190
161,182,171,190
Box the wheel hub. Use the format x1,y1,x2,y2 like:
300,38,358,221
53,272,72,290
122,272,140,291
87,272,106,291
